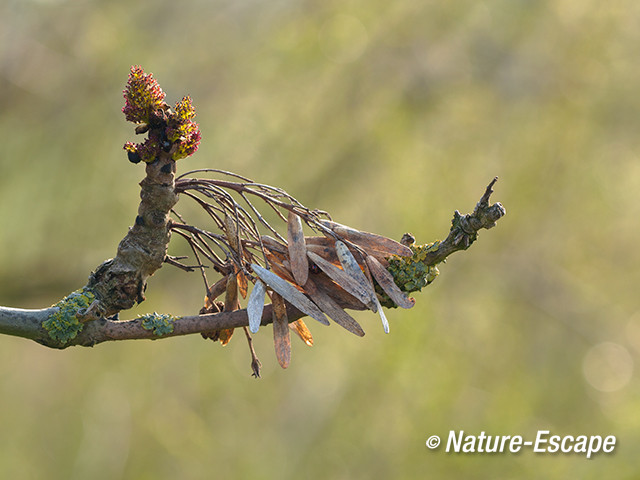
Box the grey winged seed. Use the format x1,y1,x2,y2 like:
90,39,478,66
251,264,330,326
375,297,390,334
365,255,415,309
306,251,377,312
247,280,266,333
334,240,378,312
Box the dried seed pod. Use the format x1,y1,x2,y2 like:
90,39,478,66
260,235,287,254
306,243,340,266
334,240,378,311
290,319,313,346
287,211,309,286
237,270,248,299
224,273,239,312
247,280,267,333
207,276,229,304
307,250,377,312
218,273,240,345
307,236,389,267
304,278,365,337
272,292,291,368
304,236,335,247
312,273,368,311
218,328,234,345
201,330,220,341
251,264,330,326
224,214,240,252
365,255,415,309
200,279,226,341
264,252,296,284
319,220,412,257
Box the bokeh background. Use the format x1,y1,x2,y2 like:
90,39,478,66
1,0,639,478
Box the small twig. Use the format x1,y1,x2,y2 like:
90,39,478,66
421,178,506,266
243,326,262,378
164,255,204,272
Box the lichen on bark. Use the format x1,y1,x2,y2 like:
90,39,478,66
43,288,95,344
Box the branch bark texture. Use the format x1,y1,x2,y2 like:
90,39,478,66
84,153,178,320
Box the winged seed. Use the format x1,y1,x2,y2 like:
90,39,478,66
376,297,390,334
290,319,314,346
304,278,365,337
365,255,415,309
318,220,413,257
306,250,377,312
247,280,266,333
287,211,309,286
251,264,330,326
334,240,379,312
272,292,291,368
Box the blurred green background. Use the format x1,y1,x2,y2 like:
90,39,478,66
1,0,639,478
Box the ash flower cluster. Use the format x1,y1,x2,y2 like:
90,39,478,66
166,96,201,160
122,65,201,163
122,65,166,124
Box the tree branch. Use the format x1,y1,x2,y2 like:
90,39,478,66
0,178,504,349
421,177,506,266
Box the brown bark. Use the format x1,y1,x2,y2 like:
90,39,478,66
83,152,178,320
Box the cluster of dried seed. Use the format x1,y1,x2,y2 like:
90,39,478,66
171,170,424,374
243,215,418,368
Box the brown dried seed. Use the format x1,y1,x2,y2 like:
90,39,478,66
264,253,296,284
272,293,291,369
201,278,227,341
304,236,335,247
224,274,239,312
224,214,240,252
206,276,229,305
260,235,288,254
218,328,234,345
365,255,415,309
306,243,340,266
290,319,313,346
304,278,365,337
237,270,248,299
307,236,389,267
307,250,377,313
216,273,241,346
312,274,368,311
287,211,309,286
201,330,220,341
319,220,412,257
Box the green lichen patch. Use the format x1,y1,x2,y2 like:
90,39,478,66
379,242,440,308
43,288,95,344
139,312,179,337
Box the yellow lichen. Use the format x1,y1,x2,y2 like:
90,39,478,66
43,288,95,344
